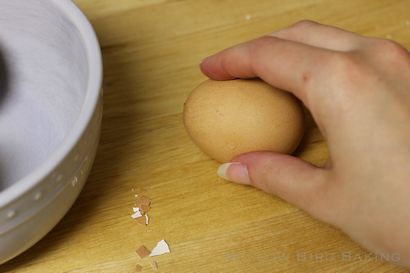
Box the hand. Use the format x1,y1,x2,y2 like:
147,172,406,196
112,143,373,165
200,20,410,267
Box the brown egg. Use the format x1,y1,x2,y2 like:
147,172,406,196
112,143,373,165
183,79,304,163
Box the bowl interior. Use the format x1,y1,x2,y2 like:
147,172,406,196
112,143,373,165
0,0,89,191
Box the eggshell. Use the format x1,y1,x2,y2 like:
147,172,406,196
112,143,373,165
183,79,304,163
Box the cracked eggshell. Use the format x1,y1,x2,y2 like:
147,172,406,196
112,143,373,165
183,79,304,163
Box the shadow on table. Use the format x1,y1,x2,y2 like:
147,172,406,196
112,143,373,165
0,29,143,271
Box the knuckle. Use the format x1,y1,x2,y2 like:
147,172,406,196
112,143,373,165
373,39,410,66
251,36,279,51
290,20,318,31
249,36,279,62
376,39,408,54
220,53,233,74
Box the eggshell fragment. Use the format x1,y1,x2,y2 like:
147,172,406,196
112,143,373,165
150,240,171,257
183,79,304,162
136,245,151,258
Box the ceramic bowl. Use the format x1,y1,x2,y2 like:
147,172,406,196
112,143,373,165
0,0,102,264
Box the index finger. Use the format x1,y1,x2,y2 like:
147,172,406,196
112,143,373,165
200,36,335,107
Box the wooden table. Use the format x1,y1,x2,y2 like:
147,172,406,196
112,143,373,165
2,0,410,272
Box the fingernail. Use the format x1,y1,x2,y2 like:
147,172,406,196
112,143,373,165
200,55,212,66
217,162,250,185
201,56,209,63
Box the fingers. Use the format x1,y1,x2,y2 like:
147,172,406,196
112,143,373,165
200,36,335,105
218,151,333,223
200,21,368,107
271,20,365,51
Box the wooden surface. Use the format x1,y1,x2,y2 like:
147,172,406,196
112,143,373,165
2,0,410,272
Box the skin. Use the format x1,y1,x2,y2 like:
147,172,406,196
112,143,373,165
201,20,410,267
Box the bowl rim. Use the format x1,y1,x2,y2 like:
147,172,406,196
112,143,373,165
0,0,103,207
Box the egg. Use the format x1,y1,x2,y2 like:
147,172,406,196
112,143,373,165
183,79,305,163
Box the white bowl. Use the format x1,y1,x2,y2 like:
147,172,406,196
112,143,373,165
0,0,102,264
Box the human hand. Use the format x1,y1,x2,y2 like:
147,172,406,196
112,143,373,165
200,20,410,267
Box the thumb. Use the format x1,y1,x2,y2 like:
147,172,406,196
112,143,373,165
217,151,331,221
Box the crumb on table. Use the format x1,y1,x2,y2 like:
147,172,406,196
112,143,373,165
135,264,143,272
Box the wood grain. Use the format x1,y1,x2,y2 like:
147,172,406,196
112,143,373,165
1,0,410,272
